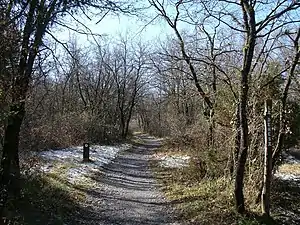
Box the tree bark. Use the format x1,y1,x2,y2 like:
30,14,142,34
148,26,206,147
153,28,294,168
0,0,52,216
208,108,215,148
235,79,249,213
230,104,240,177
0,80,28,218
234,0,256,214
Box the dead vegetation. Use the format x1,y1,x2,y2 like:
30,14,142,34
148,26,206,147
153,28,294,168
152,134,300,225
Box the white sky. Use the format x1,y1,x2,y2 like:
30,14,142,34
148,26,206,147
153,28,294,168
48,0,300,51
53,11,174,47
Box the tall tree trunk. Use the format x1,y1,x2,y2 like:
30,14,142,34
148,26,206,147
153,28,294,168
120,113,126,138
234,1,256,213
0,0,40,217
1,102,25,192
0,43,31,218
235,72,249,213
0,81,28,218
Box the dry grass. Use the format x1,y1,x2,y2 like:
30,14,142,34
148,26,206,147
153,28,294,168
151,138,284,225
151,140,236,224
278,163,300,175
167,178,236,224
152,160,271,225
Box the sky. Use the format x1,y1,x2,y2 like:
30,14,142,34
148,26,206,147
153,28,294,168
47,0,300,52
53,9,174,48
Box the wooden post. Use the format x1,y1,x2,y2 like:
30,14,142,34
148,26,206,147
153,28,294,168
83,143,90,162
261,99,272,216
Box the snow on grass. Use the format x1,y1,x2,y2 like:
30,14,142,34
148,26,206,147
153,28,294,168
154,153,191,168
37,144,132,185
275,152,300,183
275,173,300,182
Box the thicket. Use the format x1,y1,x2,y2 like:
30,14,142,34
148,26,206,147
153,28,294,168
141,0,300,221
145,43,300,223
1,37,148,152
0,0,144,221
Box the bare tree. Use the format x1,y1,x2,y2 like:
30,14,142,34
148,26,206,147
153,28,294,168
105,37,149,138
149,0,300,214
273,28,300,166
0,0,137,219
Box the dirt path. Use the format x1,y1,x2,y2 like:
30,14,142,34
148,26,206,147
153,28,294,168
75,134,180,225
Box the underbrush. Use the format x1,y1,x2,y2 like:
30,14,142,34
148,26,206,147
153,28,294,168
20,112,123,152
152,135,288,225
278,163,300,175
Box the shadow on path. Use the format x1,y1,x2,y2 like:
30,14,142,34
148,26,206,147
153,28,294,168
79,134,180,225
6,134,179,225
272,178,300,225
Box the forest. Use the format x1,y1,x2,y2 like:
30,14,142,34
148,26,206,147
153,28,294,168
0,0,300,224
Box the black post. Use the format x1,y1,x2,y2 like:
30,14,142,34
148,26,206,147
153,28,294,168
83,143,90,162
262,99,272,216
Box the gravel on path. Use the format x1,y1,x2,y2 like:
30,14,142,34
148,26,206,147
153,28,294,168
74,134,181,225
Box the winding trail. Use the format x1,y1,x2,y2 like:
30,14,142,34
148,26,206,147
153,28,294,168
76,134,180,225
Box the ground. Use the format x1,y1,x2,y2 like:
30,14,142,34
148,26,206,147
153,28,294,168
73,134,180,224
9,136,300,225
11,134,181,225
271,148,300,225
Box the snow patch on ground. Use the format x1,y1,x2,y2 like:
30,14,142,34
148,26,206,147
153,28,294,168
154,154,191,168
274,152,300,182
37,144,132,184
274,173,300,182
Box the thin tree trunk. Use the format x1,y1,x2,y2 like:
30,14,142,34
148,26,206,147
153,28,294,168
272,29,300,167
257,29,300,204
124,99,136,138
235,78,249,213
208,108,215,148
230,104,240,177
234,1,256,213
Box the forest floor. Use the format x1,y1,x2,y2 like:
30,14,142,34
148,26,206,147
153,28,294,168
271,148,300,224
6,135,300,225
152,142,300,225
7,133,181,225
